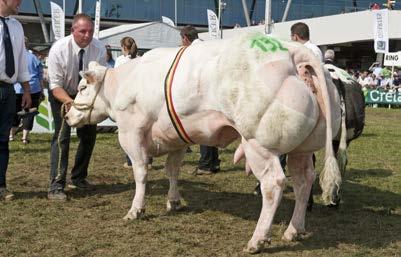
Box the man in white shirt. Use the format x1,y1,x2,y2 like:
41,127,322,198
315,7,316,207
0,0,32,201
290,22,323,62
47,13,106,201
180,26,220,175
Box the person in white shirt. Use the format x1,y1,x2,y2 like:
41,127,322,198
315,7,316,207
290,22,323,62
47,13,106,201
114,36,137,68
0,0,32,201
180,25,220,176
357,71,373,89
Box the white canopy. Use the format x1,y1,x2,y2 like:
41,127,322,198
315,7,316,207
99,21,181,49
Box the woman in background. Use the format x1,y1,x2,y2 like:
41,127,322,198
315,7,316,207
114,37,140,168
114,36,137,68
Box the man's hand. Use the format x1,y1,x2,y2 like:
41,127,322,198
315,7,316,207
21,81,32,108
21,91,32,109
63,100,73,113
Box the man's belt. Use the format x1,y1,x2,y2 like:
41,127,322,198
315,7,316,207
0,81,12,87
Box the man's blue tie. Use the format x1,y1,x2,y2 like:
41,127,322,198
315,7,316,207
0,17,15,78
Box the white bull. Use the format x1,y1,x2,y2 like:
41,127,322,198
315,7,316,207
65,33,341,253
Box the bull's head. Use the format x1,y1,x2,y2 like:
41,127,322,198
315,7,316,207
65,61,109,127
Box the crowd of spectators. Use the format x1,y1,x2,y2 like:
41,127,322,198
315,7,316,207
347,66,401,92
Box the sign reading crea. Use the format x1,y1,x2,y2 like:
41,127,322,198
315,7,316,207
384,52,401,66
365,89,401,105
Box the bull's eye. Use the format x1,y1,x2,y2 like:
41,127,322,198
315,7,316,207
78,85,87,93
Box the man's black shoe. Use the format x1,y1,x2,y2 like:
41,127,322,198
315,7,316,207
48,189,67,201
68,180,94,190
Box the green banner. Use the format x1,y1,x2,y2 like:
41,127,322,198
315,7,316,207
364,89,401,105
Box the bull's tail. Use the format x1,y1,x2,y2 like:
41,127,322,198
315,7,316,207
312,61,342,206
288,44,341,206
336,98,348,176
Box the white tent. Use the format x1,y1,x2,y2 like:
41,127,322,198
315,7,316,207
99,21,182,50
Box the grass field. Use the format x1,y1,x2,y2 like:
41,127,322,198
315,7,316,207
1,107,400,257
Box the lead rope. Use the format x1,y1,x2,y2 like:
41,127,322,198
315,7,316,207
54,102,70,182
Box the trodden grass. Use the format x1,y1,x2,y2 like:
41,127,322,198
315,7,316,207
1,107,400,257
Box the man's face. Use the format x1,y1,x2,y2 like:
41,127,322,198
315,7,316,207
72,18,94,48
1,0,22,16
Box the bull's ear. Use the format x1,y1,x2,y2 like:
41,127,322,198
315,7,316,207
81,70,96,84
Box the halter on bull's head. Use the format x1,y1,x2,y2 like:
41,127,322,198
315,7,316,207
65,61,109,127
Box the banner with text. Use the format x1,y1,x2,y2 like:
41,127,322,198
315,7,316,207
365,89,401,105
94,0,101,39
384,52,401,67
372,9,389,54
50,1,65,41
207,9,219,39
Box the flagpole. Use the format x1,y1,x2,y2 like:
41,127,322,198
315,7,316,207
265,0,272,34
218,0,221,38
78,0,83,13
282,0,292,22
174,0,177,26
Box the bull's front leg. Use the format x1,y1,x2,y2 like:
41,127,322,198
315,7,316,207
283,153,315,241
165,149,186,212
119,130,149,220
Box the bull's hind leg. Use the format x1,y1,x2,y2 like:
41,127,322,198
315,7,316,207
165,149,186,212
241,139,286,254
283,153,315,241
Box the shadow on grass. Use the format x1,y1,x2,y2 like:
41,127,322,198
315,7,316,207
346,168,393,180
360,133,377,138
14,182,133,200
144,177,401,253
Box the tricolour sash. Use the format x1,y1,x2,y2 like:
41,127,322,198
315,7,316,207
164,47,195,144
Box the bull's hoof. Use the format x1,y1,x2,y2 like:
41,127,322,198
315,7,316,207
166,200,184,212
243,239,270,254
282,231,296,242
282,226,305,242
123,208,146,220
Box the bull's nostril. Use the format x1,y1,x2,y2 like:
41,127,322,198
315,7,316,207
65,116,69,121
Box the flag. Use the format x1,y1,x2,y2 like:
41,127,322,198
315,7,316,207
50,1,65,41
207,9,219,39
372,9,389,53
162,16,175,27
94,0,101,39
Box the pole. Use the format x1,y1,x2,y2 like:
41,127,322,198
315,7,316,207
241,0,251,27
281,0,292,22
218,0,222,38
33,0,50,43
78,0,83,13
174,0,177,26
63,0,65,13
265,0,272,34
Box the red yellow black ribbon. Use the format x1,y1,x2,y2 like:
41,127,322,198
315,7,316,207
164,47,195,144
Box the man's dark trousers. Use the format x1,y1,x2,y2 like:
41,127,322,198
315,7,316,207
0,84,16,187
198,145,220,172
49,92,97,191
